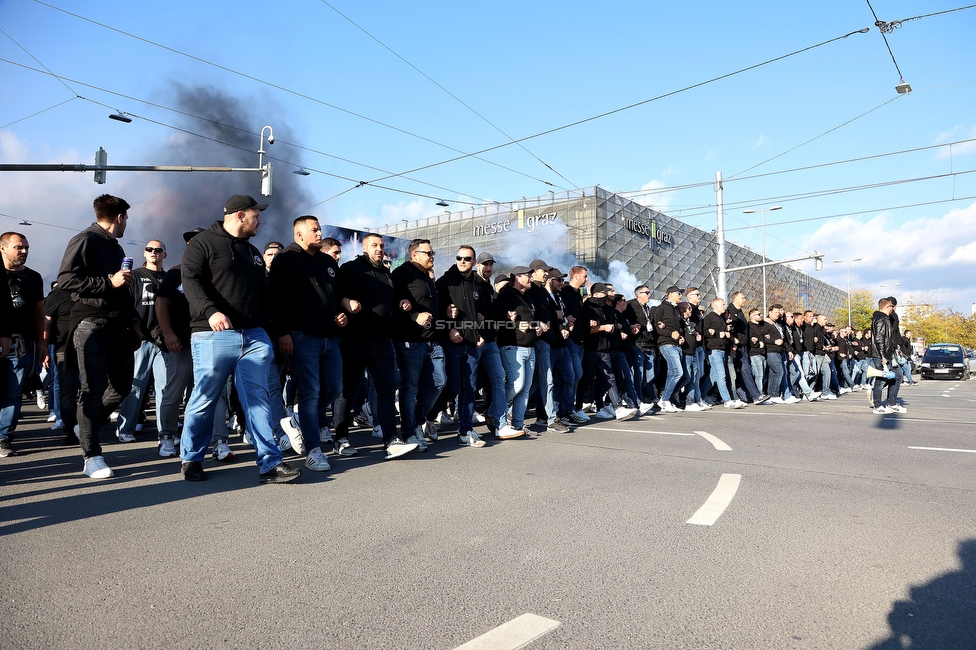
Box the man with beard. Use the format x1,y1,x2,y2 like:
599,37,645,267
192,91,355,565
178,194,301,483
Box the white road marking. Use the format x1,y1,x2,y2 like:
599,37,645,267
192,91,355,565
894,418,976,425
942,394,950,398
584,427,694,436
908,446,976,454
454,613,560,650
694,430,732,451
686,473,741,526
731,412,819,417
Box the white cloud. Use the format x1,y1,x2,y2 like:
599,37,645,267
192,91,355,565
632,178,675,211
751,134,770,149
935,125,976,158
800,201,976,312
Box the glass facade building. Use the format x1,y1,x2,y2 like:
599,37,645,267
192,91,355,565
375,187,846,315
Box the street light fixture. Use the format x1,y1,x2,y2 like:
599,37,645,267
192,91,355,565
742,205,782,313
834,258,863,327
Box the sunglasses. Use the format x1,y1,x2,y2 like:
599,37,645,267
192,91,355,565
145,247,165,254
637,290,650,295
456,256,473,262
417,250,435,257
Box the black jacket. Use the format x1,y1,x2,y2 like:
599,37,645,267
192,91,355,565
763,319,786,354
560,284,586,345
436,265,484,345
582,296,612,352
391,261,438,343
870,310,896,360
268,243,343,339
748,321,766,356
626,299,656,351
181,221,267,333
653,300,681,347
339,254,394,340
703,311,730,351
494,285,537,347
57,223,138,331
727,304,750,347
526,283,555,345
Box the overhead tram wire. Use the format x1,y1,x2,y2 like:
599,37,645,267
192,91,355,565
363,27,872,186
0,96,78,130
872,3,976,33
863,0,908,84
31,1,566,192
317,0,582,193
0,57,491,204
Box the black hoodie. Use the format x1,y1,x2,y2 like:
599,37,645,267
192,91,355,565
436,264,485,345
391,260,438,342
268,242,343,339
181,220,267,334
340,254,394,341
494,284,537,347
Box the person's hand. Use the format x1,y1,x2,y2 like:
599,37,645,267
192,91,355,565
209,312,233,332
399,299,412,311
278,334,294,356
447,304,458,318
449,328,463,343
164,332,182,354
416,312,433,327
335,313,348,327
110,270,132,288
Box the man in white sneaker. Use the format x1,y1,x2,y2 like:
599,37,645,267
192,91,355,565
580,283,637,421
269,216,348,472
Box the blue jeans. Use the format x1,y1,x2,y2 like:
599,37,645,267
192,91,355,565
118,339,166,434
870,358,903,406
158,347,194,440
289,333,342,450
565,339,585,410
0,342,35,440
182,328,283,473
750,354,766,395
394,341,446,438
789,355,815,397
732,347,761,401
499,345,535,430
550,345,575,417
707,349,733,403
611,349,641,408
766,352,786,399
682,351,703,405
444,342,480,433
898,358,913,383
695,346,711,403
478,341,506,427
630,347,657,403
533,340,556,424
658,344,685,402
814,354,833,396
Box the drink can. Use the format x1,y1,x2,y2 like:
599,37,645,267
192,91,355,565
121,257,134,272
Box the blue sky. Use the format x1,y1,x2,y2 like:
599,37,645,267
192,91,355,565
2,0,975,312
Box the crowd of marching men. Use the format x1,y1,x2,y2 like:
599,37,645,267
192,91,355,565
0,193,912,482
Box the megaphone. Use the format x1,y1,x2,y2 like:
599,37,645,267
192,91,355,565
866,365,896,380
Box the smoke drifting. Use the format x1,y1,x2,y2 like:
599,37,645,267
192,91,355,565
138,82,312,256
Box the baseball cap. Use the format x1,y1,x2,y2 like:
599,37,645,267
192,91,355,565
665,285,682,295
182,227,205,243
477,252,495,264
548,267,567,279
511,265,531,276
224,194,268,214
591,282,609,295
264,241,284,253
529,259,552,272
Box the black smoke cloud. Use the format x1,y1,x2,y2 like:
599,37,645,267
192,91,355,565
139,82,312,255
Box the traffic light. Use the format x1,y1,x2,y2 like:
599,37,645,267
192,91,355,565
261,162,272,197
815,256,823,271
93,147,107,184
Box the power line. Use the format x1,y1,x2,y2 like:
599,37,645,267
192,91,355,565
0,96,77,130
31,0,565,191
316,0,581,192
873,3,976,33
864,0,908,84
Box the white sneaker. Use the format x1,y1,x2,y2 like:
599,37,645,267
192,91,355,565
822,393,838,400
280,416,306,456
783,396,801,404
116,428,136,443
406,433,429,452
733,399,748,409
887,404,907,413
305,448,331,471
278,434,292,453
839,387,851,394
437,411,455,425
36,391,47,410
423,420,439,441
83,455,114,479
459,431,487,447
336,437,358,456
769,397,786,404
615,405,638,420
385,438,418,459
473,412,487,424
158,436,177,458
212,439,235,462
47,411,57,423
638,402,655,416
574,409,591,422
582,402,596,414
684,403,703,412
496,425,525,439
699,402,714,410
371,425,383,439
659,400,679,413
109,410,120,422
593,405,616,419
724,400,744,409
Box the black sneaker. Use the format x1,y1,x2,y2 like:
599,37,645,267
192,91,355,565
181,461,206,481
0,438,14,457
259,462,302,484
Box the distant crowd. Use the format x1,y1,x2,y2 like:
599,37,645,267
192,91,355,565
0,193,912,481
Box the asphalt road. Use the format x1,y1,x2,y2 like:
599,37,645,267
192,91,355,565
1,377,974,649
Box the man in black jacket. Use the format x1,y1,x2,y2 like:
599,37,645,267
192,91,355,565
392,238,446,452
869,298,905,413
727,291,769,405
336,233,417,459
654,285,686,413
493,266,538,438
269,215,348,471
625,285,657,410
57,194,142,479
526,259,569,433
179,194,301,484
579,283,637,421
560,266,589,422
436,245,487,446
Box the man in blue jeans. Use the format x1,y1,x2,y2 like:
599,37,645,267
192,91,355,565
179,194,301,484
269,215,347,472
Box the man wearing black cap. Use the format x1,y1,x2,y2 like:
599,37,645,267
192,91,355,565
178,194,301,483
653,286,687,413
580,283,636,420
545,268,576,427
493,266,537,438
57,194,141,479
525,259,568,433
473,252,506,434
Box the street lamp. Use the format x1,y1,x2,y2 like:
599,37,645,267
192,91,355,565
834,258,863,327
742,205,782,313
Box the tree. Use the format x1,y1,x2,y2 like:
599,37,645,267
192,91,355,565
833,288,875,331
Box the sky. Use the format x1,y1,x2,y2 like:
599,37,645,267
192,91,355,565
1,0,975,312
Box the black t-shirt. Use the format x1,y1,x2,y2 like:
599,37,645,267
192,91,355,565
44,287,74,351
6,266,44,341
132,267,167,332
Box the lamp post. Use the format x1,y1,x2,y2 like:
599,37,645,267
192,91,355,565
834,258,862,327
742,205,782,313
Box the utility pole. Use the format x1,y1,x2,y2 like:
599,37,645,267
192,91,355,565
716,171,727,302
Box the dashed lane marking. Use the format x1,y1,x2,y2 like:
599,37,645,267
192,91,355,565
694,430,732,451
908,446,976,454
454,613,560,650
686,473,741,526
584,427,694,436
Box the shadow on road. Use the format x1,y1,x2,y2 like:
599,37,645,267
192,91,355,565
866,538,976,649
